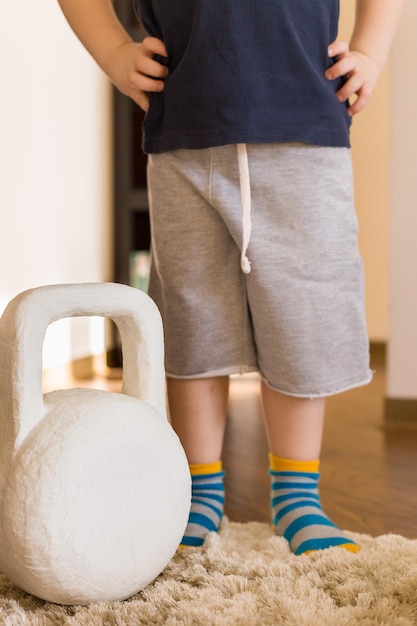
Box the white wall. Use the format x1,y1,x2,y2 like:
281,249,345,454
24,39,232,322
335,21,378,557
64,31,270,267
387,0,417,399
0,3,113,367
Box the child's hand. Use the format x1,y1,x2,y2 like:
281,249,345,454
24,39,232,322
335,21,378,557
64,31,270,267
105,36,168,112
325,40,381,116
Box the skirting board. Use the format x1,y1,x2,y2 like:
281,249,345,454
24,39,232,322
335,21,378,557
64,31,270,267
385,398,417,426
42,354,108,390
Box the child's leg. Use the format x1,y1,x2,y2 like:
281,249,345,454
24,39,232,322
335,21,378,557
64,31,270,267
261,381,359,554
167,376,229,464
168,377,228,546
261,382,325,461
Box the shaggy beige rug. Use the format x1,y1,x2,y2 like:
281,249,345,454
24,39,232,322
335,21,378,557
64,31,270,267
0,519,416,625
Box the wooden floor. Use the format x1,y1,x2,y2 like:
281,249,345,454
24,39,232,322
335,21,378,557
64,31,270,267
45,344,417,540
224,344,417,540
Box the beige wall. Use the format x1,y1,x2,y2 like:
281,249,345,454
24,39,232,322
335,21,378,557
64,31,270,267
341,0,417,401
387,0,417,400
339,1,390,343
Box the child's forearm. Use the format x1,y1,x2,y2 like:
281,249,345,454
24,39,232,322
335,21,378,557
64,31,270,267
351,0,404,71
57,0,132,74
57,0,168,111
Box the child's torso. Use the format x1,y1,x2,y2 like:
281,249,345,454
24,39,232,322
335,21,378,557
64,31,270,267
135,0,350,153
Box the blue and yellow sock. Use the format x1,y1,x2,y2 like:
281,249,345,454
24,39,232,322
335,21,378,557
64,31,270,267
180,461,225,548
269,454,360,555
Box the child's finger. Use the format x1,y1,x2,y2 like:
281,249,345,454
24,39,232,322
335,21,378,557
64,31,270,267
347,87,372,116
325,54,357,80
135,54,169,79
335,73,364,103
328,40,349,58
142,36,168,59
131,92,150,112
129,72,165,94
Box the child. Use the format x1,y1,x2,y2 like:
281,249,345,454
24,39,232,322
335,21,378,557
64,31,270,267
58,0,403,554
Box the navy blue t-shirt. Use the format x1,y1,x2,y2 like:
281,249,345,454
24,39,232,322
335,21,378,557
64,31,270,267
134,0,351,153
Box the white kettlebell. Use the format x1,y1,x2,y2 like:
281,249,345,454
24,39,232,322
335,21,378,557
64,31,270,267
0,283,190,605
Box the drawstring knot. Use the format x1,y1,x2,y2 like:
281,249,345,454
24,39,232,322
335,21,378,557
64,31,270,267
240,256,251,274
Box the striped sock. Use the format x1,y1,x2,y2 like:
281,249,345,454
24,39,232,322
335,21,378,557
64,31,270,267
180,461,225,548
269,454,360,555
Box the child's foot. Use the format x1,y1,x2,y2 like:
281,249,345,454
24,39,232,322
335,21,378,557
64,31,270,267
269,454,359,555
180,461,225,547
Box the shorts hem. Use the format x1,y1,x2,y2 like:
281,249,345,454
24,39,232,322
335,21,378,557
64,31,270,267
260,370,374,399
165,365,259,379
165,368,374,398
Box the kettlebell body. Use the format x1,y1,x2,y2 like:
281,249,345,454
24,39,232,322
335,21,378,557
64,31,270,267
0,283,191,605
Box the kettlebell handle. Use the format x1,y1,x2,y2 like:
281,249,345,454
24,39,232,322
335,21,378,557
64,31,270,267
0,283,166,448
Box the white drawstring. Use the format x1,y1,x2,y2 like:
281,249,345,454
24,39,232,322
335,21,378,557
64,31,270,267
237,143,252,274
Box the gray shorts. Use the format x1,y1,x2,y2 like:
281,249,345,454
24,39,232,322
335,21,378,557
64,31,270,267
147,143,372,397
